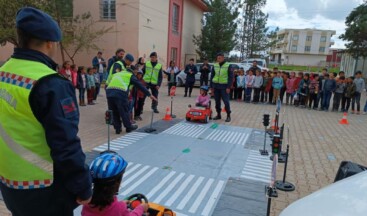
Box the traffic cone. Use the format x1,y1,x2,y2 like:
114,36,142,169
222,108,226,112
339,112,349,125
270,119,276,130
163,107,172,121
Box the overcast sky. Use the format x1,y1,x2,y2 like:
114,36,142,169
263,0,364,48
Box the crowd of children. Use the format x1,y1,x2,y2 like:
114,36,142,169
230,67,367,114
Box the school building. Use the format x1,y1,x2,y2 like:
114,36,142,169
0,0,208,68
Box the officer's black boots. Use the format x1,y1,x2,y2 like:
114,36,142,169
153,109,159,113
225,114,231,122
116,129,122,134
184,92,187,97
213,114,221,120
189,91,192,97
126,125,138,133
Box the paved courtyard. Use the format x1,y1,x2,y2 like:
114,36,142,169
1,84,367,215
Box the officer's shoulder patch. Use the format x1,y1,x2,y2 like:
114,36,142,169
60,97,78,118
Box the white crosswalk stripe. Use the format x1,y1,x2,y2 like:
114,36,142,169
205,130,250,146
240,150,272,183
163,123,207,138
117,163,226,216
92,132,148,152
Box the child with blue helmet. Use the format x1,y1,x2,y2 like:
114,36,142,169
196,86,210,107
82,152,148,216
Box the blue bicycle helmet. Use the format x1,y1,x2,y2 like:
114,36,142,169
200,86,209,92
90,152,128,180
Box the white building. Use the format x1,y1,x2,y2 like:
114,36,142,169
270,28,336,66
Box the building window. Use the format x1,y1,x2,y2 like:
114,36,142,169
291,45,297,52
293,35,299,41
306,36,312,41
170,47,178,63
320,36,327,42
101,0,116,20
319,47,326,52
172,4,179,33
304,46,311,52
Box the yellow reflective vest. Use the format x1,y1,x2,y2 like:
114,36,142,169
106,71,133,92
143,61,162,85
0,58,55,189
212,62,230,84
106,61,126,85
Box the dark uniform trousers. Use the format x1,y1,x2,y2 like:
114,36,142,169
107,94,132,130
214,88,231,114
0,180,77,216
146,83,159,110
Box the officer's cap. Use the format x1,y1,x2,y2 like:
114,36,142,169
150,52,157,57
125,53,134,62
16,7,62,42
216,52,224,57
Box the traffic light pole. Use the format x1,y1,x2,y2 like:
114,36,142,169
105,110,113,152
260,114,270,155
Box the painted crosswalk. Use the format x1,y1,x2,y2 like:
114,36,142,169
163,123,207,138
205,130,250,146
92,132,148,152
240,150,272,183
118,163,226,216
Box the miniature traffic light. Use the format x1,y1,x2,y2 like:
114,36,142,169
105,110,113,125
263,114,270,127
272,134,282,155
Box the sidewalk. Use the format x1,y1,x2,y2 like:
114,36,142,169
1,86,367,215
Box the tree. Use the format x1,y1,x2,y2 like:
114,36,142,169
0,0,113,63
193,0,240,61
61,12,114,64
340,2,367,58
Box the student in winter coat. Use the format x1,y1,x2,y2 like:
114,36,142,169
352,71,365,114
77,66,88,106
308,74,319,109
245,69,255,102
342,77,356,112
321,73,336,111
332,76,346,112
260,71,270,103
164,60,180,96
236,68,246,101
184,58,198,97
86,67,96,105
286,72,295,105
297,73,310,107
265,72,274,104
252,69,263,103
272,72,284,104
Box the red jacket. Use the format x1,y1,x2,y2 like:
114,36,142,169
293,77,302,91
265,78,273,92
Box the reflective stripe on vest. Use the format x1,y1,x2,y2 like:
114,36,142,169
213,62,230,84
0,58,55,189
143,61,162,85
106,72,132,91
106,61,126,85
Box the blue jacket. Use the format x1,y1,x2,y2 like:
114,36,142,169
272,77,283,90
322,79,336,92
92,56,106,70
12,48,92,200
237,75,246,88
184,64,198,83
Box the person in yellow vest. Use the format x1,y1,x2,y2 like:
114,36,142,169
142,52,163,113
106,54,157,134
210,52,234,122
0,7,92,216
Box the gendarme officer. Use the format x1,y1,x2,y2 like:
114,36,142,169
210,52,234,122
142,52,163,113
0,7,92,215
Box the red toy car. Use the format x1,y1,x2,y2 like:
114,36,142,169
185,101,212,123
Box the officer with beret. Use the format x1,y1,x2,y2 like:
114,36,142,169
0,7,92,215
142,52,163,113
210,52,234,122
106,54,157,134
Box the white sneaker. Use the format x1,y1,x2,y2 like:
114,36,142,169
363,112,367,115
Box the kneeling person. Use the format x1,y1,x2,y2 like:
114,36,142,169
107,60,156,133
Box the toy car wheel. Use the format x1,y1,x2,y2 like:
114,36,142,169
186,117,191,121
204,115,209,123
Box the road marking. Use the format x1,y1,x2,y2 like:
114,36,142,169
205,130,250,145
124,164,142,177
93,132,147,152
122,165,150,187
201,180,225,216
163,123,207,138
146,171,176,199
154,173,185,203
177,176,204,210
165,174,195,206
120,167,159,196
189,178,214,213
241,150,272,183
